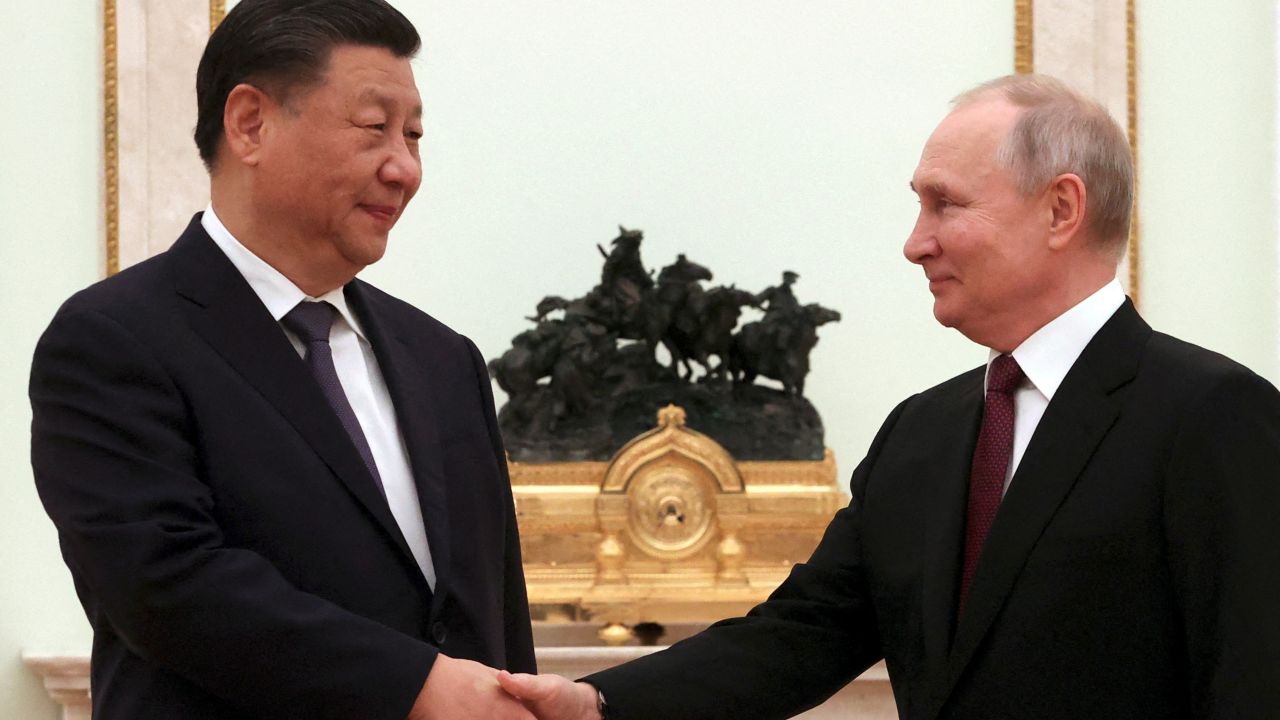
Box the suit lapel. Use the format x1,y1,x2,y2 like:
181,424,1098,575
345,282,453,613
918,373,984,681
166,218,417,569
936,300,1150,710
921,368,977,666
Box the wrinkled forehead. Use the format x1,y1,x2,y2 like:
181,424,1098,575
351,84,423,119
318,44,422,110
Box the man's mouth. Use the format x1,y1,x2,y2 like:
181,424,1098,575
926,272,953,288
360,204,399,224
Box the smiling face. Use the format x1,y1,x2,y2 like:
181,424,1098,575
253,44,423,287
904,98,1060,351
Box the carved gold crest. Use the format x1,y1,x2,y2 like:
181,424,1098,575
511,405,845,627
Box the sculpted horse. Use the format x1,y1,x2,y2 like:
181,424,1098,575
728,303,841,395
488,322,562,399
488,324,560,423
488,317,614,425
663,285,757,380
604,254,712,360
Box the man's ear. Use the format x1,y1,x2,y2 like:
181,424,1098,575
1046,173,1087,250
222,83,270,167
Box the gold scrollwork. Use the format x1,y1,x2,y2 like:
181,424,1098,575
515,405,845,624
601,405,743,495
104,0,119,276
627,466,714,560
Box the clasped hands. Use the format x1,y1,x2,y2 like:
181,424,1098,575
409,653,602,720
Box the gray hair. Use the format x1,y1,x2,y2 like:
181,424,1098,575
954,74,1134,257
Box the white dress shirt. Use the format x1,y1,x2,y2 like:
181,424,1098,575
987,279,1127,493
202,205,436,589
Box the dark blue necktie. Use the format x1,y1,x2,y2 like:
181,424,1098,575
282,301,385,495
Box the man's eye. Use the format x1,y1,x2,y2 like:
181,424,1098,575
406,130,423,141
365,123,386,132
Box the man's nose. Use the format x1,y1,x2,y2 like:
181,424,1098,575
380,140,422,192
903,215,936,264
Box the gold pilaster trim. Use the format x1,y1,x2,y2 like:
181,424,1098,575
106,2,225,275
1014,0,1140,304
1014,0,1034,74
211,0,226,32
1126,0,1140,307
104,0,119,276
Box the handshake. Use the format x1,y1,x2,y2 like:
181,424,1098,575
409,654,604,720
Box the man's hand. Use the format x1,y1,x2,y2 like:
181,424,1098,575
408,655,537,720
496,671,602,720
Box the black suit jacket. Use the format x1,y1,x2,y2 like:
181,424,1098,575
588,300,1280,719
30,216,535,719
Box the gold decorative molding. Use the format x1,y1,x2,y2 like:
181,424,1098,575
600,405,744,495
1126,0,1141,306
104,0,119,276
514,406,846,625
104,2,225,276
211,0,226,32
1015,0,1141,307
1014,0,1034,74
739,448,837,487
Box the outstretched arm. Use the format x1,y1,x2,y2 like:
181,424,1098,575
497,398,913,720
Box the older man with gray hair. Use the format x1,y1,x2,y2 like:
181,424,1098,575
499,74,1280,720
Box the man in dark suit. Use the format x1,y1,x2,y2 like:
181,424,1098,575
30,2,538,718
498,75,1280,719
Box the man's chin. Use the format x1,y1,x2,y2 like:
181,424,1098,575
341,235,389,268
932,302,959,329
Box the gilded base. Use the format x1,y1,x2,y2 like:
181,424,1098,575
513,405,846,626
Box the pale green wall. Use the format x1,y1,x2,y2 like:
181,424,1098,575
1138,0,1278,382
0,2,102,718
371,0,1015,491
1,2,1276,719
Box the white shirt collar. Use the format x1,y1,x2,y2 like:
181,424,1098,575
987,279,1126,400
201,204,367,340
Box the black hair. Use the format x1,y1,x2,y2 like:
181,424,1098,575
194,0,420,169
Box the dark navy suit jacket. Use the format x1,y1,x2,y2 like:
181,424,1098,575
31,216,535,719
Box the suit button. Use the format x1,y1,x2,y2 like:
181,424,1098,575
432,621,448,645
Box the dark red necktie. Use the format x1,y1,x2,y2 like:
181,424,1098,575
958,353,1024,614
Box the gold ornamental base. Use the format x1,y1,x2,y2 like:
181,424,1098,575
512,405,846,627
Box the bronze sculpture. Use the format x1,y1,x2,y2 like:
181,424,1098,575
489,226,839,462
